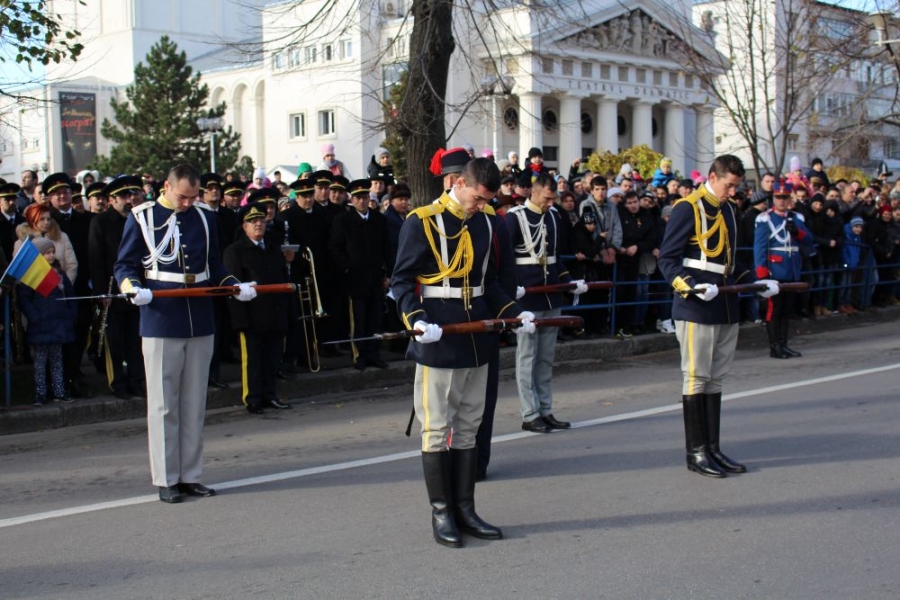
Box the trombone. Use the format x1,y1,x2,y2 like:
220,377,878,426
297,247,327,372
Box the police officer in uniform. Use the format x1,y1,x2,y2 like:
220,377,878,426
391,157,532,547
223,206,292,414
88,175,145,400
754,180,815,359
658,155,780,478
115,164,257,503
508,173,588,433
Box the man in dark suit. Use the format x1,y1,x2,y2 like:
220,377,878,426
0,183,25,260
329,178,391,370
88,175,145,400
44,172,94,398
223,206,293,414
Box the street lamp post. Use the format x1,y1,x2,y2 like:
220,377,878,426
480,75,515,159
196,116,225,173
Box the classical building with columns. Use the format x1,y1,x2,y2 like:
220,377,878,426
2,0,722,181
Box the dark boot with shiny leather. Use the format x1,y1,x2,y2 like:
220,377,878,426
422,451,462,548
770,344,791,359
450,447,502,540
704,393,747,473
778,318,801,356
682,395,726,478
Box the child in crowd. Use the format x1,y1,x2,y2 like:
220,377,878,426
17,237,76,406
838,217,866,313
651,157,676,189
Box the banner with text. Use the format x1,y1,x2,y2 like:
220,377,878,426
60,92,97,175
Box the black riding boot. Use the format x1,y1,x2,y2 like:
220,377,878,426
778,317,801,357
682,395,726,478
450,448,502,540
704,393,747,473
422,451,462,548
767,320,790,358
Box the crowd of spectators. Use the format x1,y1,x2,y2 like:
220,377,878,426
2,144,898,406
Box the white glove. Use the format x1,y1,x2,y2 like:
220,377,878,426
515,311,536,335
572,279,589,295
129,287,153,306
413,320,442,344
235,282,257,302
693,283,719,302
757,279,780,299
515,286,526,300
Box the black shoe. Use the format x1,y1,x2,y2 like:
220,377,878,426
769,344,791,359
353,359,366,371
159,486,185,503
265,398,291,409
522,418,552,433
52,395,74,404
178,482,216,497
208,379,230,389
781,344,802,357
367,358,389,369
246,404,265,414
543,414,571,430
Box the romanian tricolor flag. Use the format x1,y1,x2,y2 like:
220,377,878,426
5,238,62,297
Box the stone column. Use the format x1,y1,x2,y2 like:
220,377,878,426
518,93,543,158
695,106,716,173
663,103,685,175
596,97,619,154
558,95,582,174
631,100,653,148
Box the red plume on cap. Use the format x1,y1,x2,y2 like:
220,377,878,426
430,148,446,177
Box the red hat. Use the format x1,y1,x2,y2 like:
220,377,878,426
879,203,893,215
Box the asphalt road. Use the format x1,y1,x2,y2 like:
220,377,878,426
1,321,899,599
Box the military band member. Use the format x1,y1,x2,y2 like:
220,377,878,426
115,164,257,504
222,180,246,213
85,182,108,214
88,175,145,400
508,173,588,433
391,157,532,547
658,155,780,478
754,181,815,359
223,206,292,414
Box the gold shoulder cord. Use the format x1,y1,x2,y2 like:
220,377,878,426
684,191,730,264
417,210,475,302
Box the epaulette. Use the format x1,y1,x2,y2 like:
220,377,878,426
409,202,444,219
195,201,212,211
482,205,496,216
507,205,525,215
794,212,806,223
132,201,155,213
755,212,770,224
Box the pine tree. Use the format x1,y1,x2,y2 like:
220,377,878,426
92,35,241,177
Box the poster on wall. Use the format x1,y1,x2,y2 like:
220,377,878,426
59,92,97,175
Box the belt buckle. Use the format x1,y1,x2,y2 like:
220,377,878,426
184,273,196,284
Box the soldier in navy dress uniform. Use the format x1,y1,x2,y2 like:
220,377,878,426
88,175,145,400
223,206,293,414
114,164,258,504
754,180,816,359
507,173,588,434
658,155,781,479
391,157,533,548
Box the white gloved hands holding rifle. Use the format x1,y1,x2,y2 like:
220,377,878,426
693,283,719,302
756,279,780,299
413,320,442,344
129,287,153,306
516,311,536,335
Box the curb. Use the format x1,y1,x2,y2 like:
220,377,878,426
1,306,898,436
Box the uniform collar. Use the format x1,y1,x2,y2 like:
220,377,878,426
442,190,466,220
157,193,175,210
702,183,721,207
525,199,546,214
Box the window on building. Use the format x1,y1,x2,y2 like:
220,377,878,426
542,109,558,132
884,139,900,159
323,44,333,62
562,59,573,76
318,110,336,136
581,112,593,134
653,70,662,85
273,52,284,70
290,113,306,139
636,68,646,84
288,47,301,68
581,62,592,78
669,72,678,87
685,75,694,89
340,40,353,59
543,146,558,162
503,107,519,131
305,46,317,64
787,134,799,151
20,139,27,150
618,66,629,82
542,58,554,74
600,64,611,80
506,58,519,74
32,138,39,149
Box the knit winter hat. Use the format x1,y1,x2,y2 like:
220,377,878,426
660,157,672,167
253,168,266,181
32,236,55,255
374,147,389,159
789,156,801,172
850,217,864,227
320,143,335,157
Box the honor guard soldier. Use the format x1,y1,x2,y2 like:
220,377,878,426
658,155,780,478
115,164,257,504
223,206,292,414
508,173,587,434
391,157,532,548
88,175,145,400
329,178,391,370
754,180,815,358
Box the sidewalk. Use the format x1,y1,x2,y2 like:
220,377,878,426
1,307,898,436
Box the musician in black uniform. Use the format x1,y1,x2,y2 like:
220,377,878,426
392,157,531,547
223,206,292,414
658,155,780,478
330,179,390,370
44,173,94,398
88,175,145,400
0,183,25,261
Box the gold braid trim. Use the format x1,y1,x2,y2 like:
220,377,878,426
416,196,474,294
674,189,728,261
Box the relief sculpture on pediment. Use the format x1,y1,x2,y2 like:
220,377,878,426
568,10,681,59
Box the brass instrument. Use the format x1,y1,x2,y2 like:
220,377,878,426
298,247,327,372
